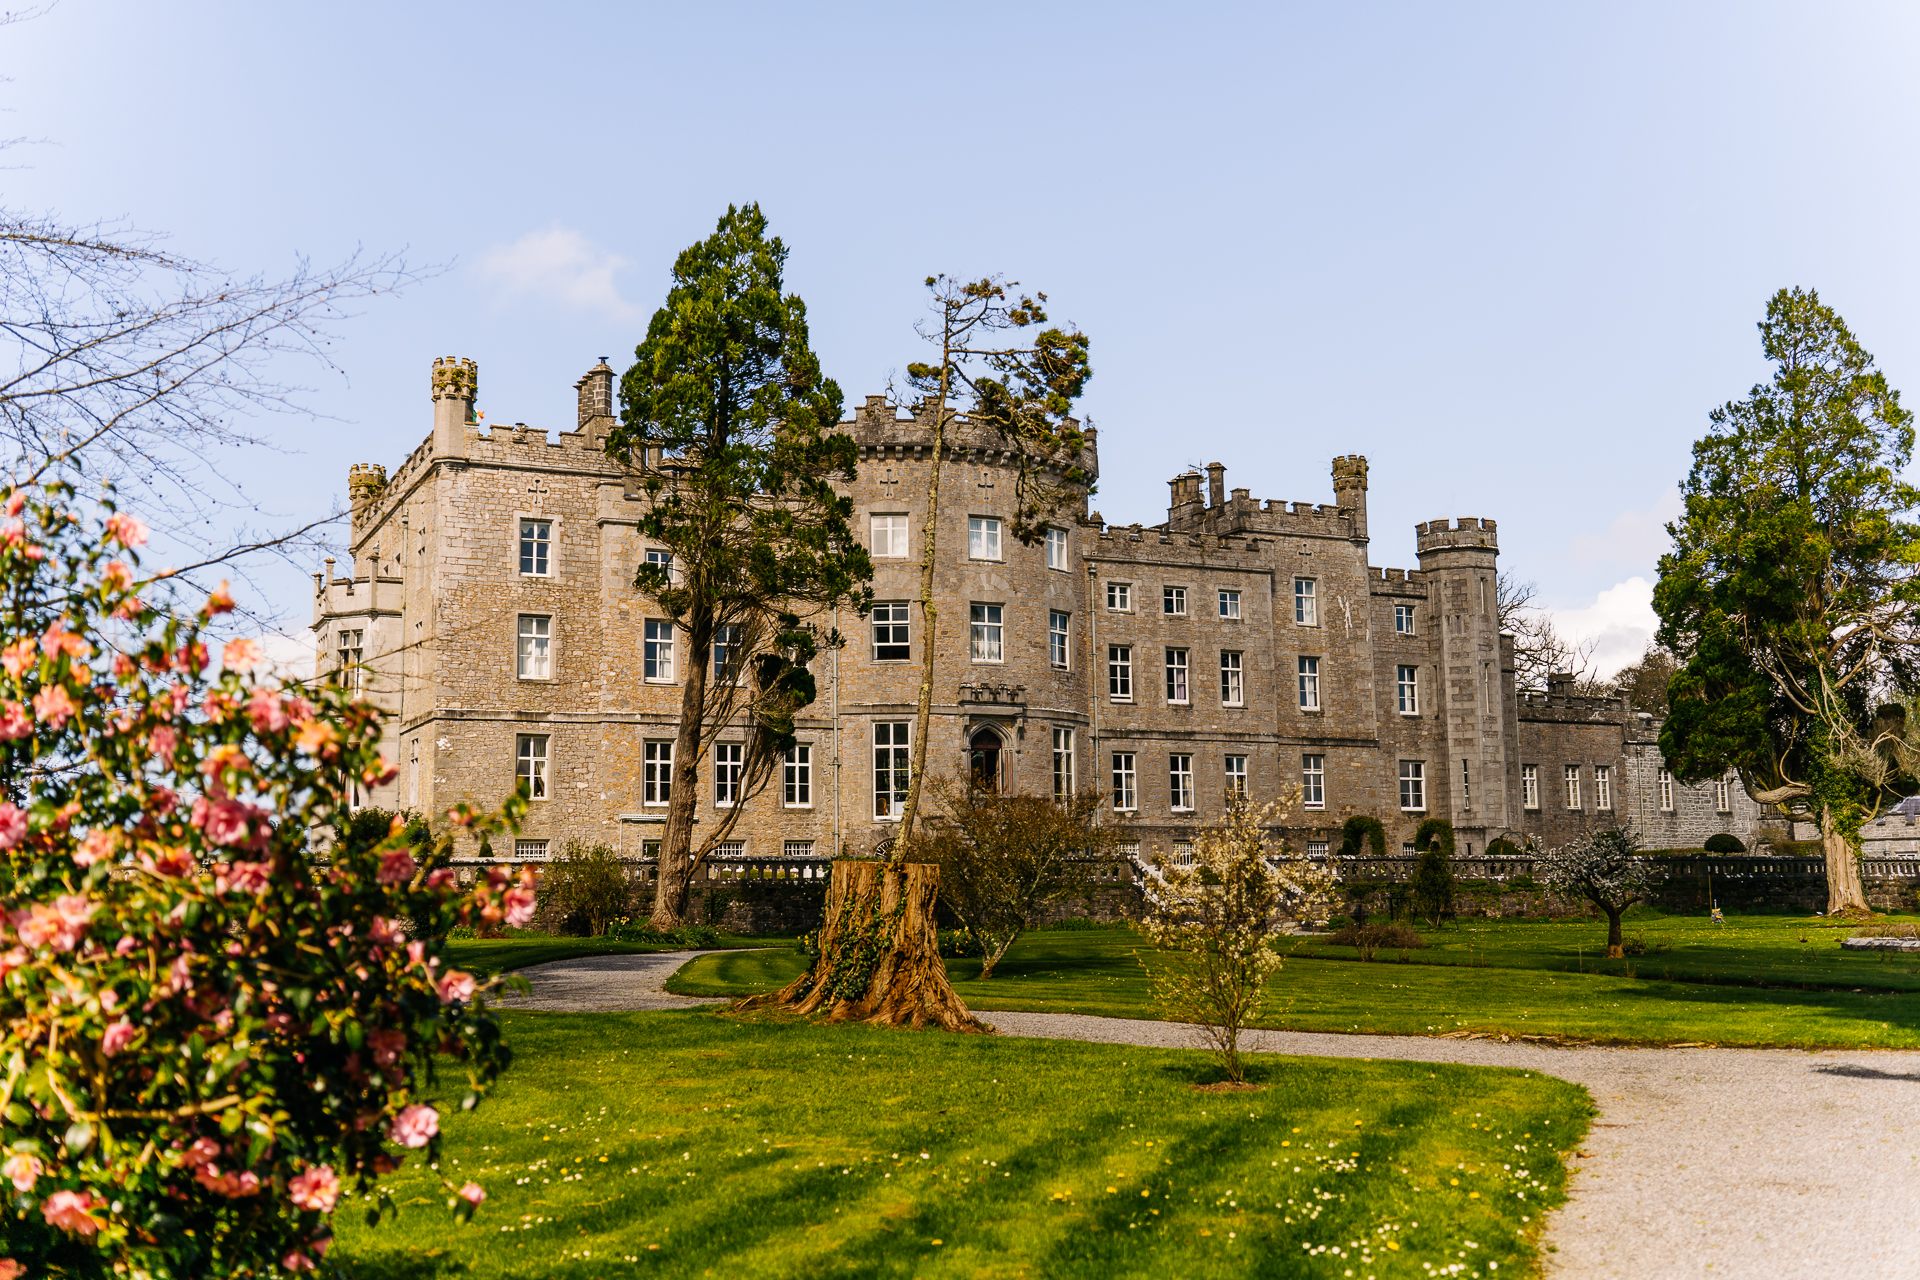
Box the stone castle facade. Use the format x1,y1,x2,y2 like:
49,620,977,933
311,357,1773,865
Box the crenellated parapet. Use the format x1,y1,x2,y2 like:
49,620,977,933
1161,458,1366,543
843,392,1099,483
1414,516,1499,570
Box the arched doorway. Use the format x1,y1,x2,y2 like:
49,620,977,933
968,726,1003,792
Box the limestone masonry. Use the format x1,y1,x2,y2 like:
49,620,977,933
312,358,1775,864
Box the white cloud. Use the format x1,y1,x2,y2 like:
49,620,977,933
1549,577,1659,678
475,226,640,319
1569,488,1682,576
257,631,316,683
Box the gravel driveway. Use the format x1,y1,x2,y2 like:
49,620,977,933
493,949,732,1012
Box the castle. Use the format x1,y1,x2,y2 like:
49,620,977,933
313,357,1771,866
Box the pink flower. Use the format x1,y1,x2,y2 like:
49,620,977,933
105,512,149,548
218,861,272,896
282,1251,317,1274
288,1164,340,1213
74,828,117,867
0,946,26,980
425,867,455,890
503,886,537,928
206,580,235,616
0,703,28,742
30,684,76,730
377,849,417,885
0,804,26,850
195,797,261,849
101,1018,137,1057
41,1188,102,1236
221,638,264,673
458,1181,486,1205
14,896,92,952
102,559,134,591
196,1166,261,1197
148,725,178,768
0,639,34,679
367,1028,406,1068
248,687,289,733
139,845,194,878
3,1152,41,1191
148,785,178,816
435,970,476,1005
0,1256,25,1280
389,1104,439,1149
39,622,91,661
368,916,406,948
180,1136,222,1168
405,940,426,968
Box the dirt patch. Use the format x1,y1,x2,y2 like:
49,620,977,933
1188,1081,1268,1093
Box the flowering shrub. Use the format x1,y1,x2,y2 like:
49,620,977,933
1141,795,1335,1082
1536,827,1654,958
0,487,533,1278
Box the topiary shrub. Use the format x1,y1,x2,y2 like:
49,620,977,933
1413,818,1456,857
1704,833,1747,853
1486,837,1523,859
1338,814,1387,858
1411,819,1457,928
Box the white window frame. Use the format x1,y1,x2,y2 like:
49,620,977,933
516,734,549,800
519,519,552,577
1105,581,1132,612
969,603,1004,663
870,513,909,559
1168,754,1194,812
1396,664,1418,715
335,627,364,696
516,614,553,680
967,516,1002,561
1218,589,1240,619
1294,577,1317,626
1048,610,1070,670
1302,753,1325,808
1394,603,1415,635
1052,727,1075,799
1164,648,1189,704
1306,841,1329,858
1044,526,1068,571
1224,753,1248,798
514,839,550,860
1162,585,1187,616
713,624,742,683
1565,765,1582,811
784,839,816,858
784,744,812,808
1112,751,1137,811
1108,644,1133,700
1714,775,1731,813
1595,764,1613,811
1297,655,1321,711
871,601,910,661
1219,650,1243,706
713,741,743,807
644,740,673,806
1461,757,1472,809
1659,768,1674,812
644,547,673,582
874,721,911,819
1521,763,1539,810
643,619,675,683
1399,760,1426,812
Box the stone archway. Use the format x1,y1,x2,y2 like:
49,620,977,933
968,725,1004,793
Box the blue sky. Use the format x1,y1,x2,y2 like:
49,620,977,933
8,1,1920,672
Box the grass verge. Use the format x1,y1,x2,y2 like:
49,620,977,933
445,933,787,978
331,1010,1589,1279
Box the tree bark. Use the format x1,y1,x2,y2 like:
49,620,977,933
743,861,987,1032
1604,905,1625,959
1822,804,1872,917
650,616,712,929
897,392,949,851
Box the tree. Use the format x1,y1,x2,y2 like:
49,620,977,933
541,840,636,937
1537,828,1655,957
1655,287,1920,916
0,488,530,1278
892,277,1092,847
921,779,1122,978
1141,796,1335,1083
1411,820,1456,928
1610,641,1679,715
605,205,872,928
1496,573,1601,693
1337,814,1386,858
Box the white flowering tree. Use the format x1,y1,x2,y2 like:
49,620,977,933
1141,796,1336,1082
1536,827,1656,958
0,487,532,1278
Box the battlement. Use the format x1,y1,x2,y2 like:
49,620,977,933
1087,520,1275,566
1367,565,1427,592
1162,457,1365,542
844,393,1098,479
1414,516,1499,566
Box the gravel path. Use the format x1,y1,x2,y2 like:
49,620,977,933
494,950,732,1012
985,1011,1920,1280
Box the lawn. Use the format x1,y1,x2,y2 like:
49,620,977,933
444,932,788,978
332,1010,1590,1279
669,925,1920,1049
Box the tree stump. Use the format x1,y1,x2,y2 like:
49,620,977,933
741,860,988,1033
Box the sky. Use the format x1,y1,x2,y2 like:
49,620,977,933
7,0,1920,675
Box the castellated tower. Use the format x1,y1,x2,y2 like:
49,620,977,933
1331,455,1368,541
431,357,478,459
1415,517,1509,834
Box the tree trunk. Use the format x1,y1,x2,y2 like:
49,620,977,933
743,861,987,1032
1604,906,1625,959
897,395,948,850
1821,804,1871,917
650,630,712,929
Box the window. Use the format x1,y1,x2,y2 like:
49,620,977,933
1052,727,1075,798
1164,648,1189,703
711,742,743,806
1219,650,1243,705
1045,526,1068,570
1595,765,1613,811
1564,766,1582,810
1112,752,1137,811
644,547,673,581
1714,775,1731,813
1218,589,1240,619
1108,645,1133,699
516,734,549,800
519,519,551,576
1171,842,1196,868
1049,610,1070,669
1114,841,1141,863
968,517,1002,560
1396,665,1418,715
1461,758,1472,809
715,840,745,860
1297,656,1320,710
1302,754,1325,808
1162,586,1186,616
871,602,910,660
874,722,911,819
514,839,550,860
784,744,812,807
643,619,675,682
335,628,364,695
1306,841,1329,858
870,514,909,558
1294,577,1317,625
1522,764,1539,810
1169,754,1194,811
713,624,742,683
1394,603,1415,635
1659,768,1674,812
1106,581,1131,611
644,741,672,805
969,603,1004,662
1224,754,1248,798
517,615,552,679
784,840,815,858
1399,760,1425,811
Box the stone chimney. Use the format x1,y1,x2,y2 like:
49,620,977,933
1205,462,1226,509
1546,671,1575,699
1331,455,1369,540
431,357,477,459
575,357,616,441
1167,469,1204,527
347,464,387,535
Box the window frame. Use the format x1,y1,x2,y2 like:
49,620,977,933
1521,763,1539,810
1111,751,1137,811
1297,655,1321,711
1394,603,1415,635
1396,664,1419,715
1219,649,1244,705
969,602,1005,663
713,741,743,807
1293,576,1317,626
1105,581,1132,612
1224,753,1248,798
1564,765,1582,811
1108,644,1133,701
1302,753,1325,808
1659,768,1674,812
1595,764,1613,811
1051,726,1075,799
967,516,1003,561
784,743,812,808
1218,589,1241,619
712,623,743,684
873,721,911,820
870,513,909,559
1398,759,1426,812
643,740,673,806
516,613,553,681
1714,775,1731,813
1044,526,1069,571
1164,647,1189,704
871,601,911,662
1048,610,1070,670
518,518,552,577
643,618,676,683
1168,753,1195,812
516,733,550,801
1162,585,1187,616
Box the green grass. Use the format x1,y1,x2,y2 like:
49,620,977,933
332,1010,1590,1279
670,925,1920,1049
444,933,788,978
